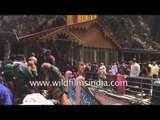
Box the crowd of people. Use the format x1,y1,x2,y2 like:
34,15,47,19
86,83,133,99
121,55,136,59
0,47,160,105
83,58,160,81
0,48,72,105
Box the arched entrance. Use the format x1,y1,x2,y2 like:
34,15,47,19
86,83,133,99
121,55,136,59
38,34,81,72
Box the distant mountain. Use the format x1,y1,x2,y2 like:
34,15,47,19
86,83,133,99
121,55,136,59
99,15,160,50
0,15,67,36
0,15,160,50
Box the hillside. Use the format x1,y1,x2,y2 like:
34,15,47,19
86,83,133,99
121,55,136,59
0,15,160,50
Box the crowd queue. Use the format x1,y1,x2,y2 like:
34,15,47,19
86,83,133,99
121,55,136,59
0,48,159,105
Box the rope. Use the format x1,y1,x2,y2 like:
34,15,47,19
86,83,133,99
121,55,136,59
50,39,55,52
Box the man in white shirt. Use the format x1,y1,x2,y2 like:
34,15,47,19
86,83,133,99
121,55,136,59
153,61,159,78
130,58,140,77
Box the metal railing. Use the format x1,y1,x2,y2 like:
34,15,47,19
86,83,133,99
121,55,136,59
84,71,160,104
125,76,153,99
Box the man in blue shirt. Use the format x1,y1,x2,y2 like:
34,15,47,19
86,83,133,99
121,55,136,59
0,76,13,105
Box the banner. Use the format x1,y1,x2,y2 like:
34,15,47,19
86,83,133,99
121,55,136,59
67,15,97,25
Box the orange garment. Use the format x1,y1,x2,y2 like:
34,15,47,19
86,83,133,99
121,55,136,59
61,94,72,105
78,64,85,75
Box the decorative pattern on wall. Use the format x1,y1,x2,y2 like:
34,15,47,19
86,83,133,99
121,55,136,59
68,78,100,105
80,87,100,105
68,78,76,105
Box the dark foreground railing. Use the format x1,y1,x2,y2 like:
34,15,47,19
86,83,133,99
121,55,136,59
126,76,152,97
65,71,160,105
84,71,160,105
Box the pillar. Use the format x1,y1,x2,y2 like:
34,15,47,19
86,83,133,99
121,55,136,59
138,53,140,63
122,52,124,62
105,49,109,65
80,45,84,62
75,76,85,105
94,49,97,63
147,54,150,62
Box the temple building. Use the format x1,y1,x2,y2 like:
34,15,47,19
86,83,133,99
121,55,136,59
18,15,160,64
19,15,121,65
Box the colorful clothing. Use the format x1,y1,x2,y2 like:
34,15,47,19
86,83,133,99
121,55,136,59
44,65,65,92
0,83,13,105
28,61,38,77
148,64,153,78
111,65,118,75
78,64,86,76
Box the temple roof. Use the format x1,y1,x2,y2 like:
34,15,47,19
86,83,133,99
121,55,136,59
19,19,122,49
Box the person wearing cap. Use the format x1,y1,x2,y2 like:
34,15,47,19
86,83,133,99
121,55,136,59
4,63,13,71
130,58,140,77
